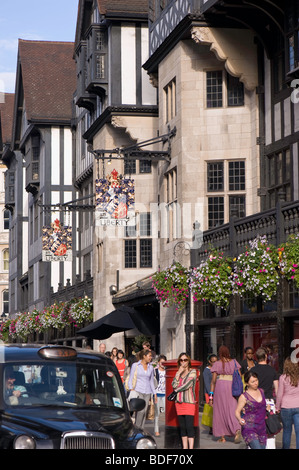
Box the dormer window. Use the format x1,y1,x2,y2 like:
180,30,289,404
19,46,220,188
286,2,299,80
86,25,108,95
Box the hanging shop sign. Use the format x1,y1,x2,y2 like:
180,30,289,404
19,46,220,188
42,218,72,262
95,169,135,226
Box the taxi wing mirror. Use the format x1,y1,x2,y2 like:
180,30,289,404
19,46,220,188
129,398,145,412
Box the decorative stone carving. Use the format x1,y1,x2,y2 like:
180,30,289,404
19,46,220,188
191,26,258,91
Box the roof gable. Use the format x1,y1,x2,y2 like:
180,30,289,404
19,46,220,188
0,93,14,148
97,0,149,15
75,0,148,48
17,40,76,123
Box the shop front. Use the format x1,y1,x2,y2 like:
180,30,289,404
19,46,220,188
196,308,299,405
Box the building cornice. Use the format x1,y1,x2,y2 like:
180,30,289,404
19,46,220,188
83,105,158,143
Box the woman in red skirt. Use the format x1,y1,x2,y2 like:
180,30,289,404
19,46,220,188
172,352,197,449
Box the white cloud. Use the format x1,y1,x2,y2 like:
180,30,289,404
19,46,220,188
0,38,18,52
0,73,16,94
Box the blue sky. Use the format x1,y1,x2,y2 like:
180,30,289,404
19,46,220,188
0,0,79,93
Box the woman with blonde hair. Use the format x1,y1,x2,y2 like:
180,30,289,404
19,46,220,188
276,357,299,449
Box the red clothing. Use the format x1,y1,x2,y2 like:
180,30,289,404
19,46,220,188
116,359,127,382
175,402,196,416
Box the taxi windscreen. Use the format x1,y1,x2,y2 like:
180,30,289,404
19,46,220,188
4,362,124,408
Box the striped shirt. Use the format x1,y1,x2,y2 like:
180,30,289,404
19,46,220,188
172,369,197,404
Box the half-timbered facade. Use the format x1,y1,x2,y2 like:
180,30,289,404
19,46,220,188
74,0,160,351
4,40,77,315
0,93,13,316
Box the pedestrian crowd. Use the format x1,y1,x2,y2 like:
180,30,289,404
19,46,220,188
97,341,299,449
204,345,299,449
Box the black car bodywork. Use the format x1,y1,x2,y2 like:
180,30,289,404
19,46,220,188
0,344,156,449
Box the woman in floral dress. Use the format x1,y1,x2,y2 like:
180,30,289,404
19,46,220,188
235,370,268,449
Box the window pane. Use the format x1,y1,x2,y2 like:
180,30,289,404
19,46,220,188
124,159,136,175
208,197,224,228
229,161,245,190
139,160,151,174
227,73,244,106
125,240,136,268
124,223,136,238
140,239,152,268
207,71,223,108
96,54,105,79
4,210,10,230
140,213,151,236
229,195,246,218
207,162,224,191
164,78,176,123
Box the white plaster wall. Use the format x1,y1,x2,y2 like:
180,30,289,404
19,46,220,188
51,128,60,185
64,128,73,185
121,24,136,105
141,25,157,105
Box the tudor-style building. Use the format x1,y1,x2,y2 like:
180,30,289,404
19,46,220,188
0,93,13,316
3,40,77,315
142,0,299,370
74,0,160,351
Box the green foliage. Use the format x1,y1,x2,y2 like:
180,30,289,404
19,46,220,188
279,233,299,287
151,262,190,312
189,250,233,309
232,236,279,303
0,297,93,342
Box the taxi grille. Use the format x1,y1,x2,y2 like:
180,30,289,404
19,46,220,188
61,431,115,449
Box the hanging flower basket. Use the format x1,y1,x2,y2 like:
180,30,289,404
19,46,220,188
15,309,44,340
40,302,67,330
189,250,233,309
0,296,94,343
232,236,280,303
0,318,13,342
69,296,93,326
8,318,18,340
278,233,299,287
152,262,190,312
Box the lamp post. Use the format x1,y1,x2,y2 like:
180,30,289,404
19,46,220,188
173,222,203,356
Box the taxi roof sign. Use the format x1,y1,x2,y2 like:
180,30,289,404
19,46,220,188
38,346,77,360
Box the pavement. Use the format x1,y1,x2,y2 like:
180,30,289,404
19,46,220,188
143,411,297,450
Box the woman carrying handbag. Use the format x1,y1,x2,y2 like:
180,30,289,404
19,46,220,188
276,357,299,449
172,352,197,449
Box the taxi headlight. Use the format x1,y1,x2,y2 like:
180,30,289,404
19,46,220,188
14,435,36,449
136,438,156,449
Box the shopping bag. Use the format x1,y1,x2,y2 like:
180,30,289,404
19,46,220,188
232,360,243,397
265,411,282,436
146,399,155,420
201,403,213,428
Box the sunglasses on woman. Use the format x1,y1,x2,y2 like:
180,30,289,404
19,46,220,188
180,358,188,362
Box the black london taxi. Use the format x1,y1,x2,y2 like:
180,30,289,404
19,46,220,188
0,343,156,449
